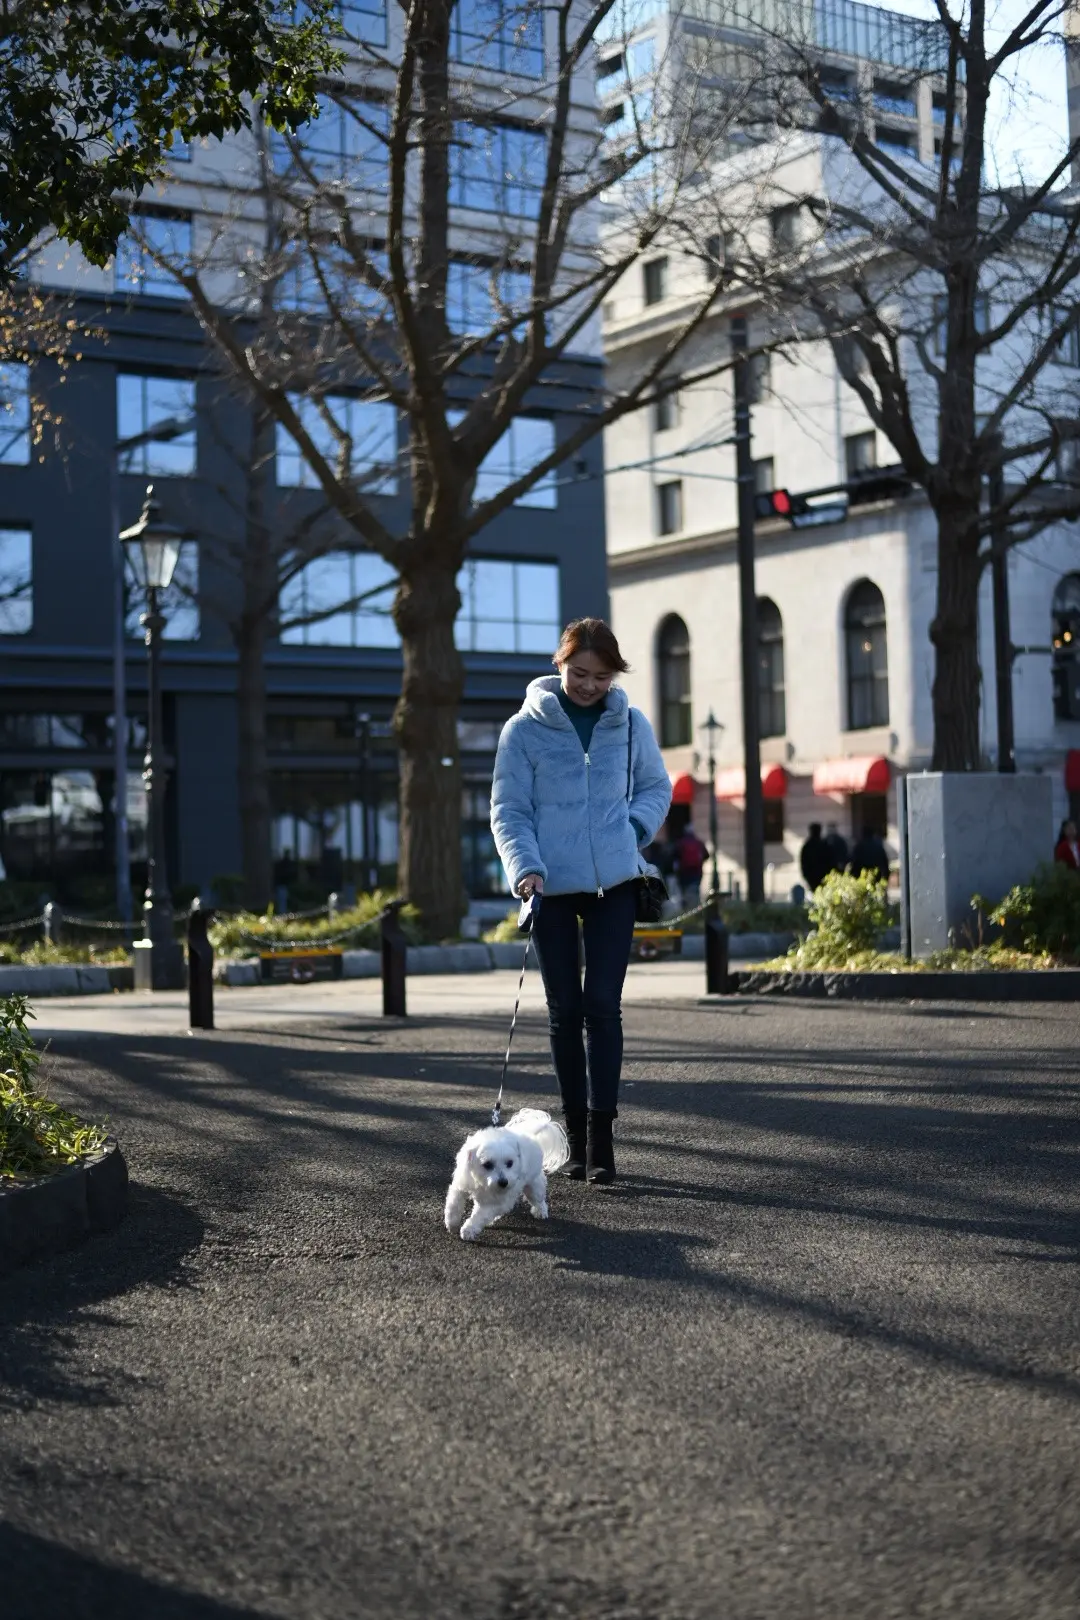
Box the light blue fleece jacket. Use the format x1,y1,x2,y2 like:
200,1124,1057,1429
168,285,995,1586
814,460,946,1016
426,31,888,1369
490,675,673,897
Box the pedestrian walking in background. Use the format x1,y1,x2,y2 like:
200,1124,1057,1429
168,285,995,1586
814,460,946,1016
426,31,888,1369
799,822,834,891
491,617,671,1184
848,825,891,885
1054,819,1080,869
823,822,849,872
673,824,709,907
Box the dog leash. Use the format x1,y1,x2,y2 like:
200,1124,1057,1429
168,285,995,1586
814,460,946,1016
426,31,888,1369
491,893,540,1127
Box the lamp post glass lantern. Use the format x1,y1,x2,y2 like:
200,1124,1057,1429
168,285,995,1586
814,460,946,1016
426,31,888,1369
699,709,724,903
119,485,189,990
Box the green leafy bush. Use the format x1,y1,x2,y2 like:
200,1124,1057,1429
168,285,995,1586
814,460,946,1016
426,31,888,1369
990,862,1080,961
209,890,424,957
0,940,130,966
777,871,891,969
1,996,109,1179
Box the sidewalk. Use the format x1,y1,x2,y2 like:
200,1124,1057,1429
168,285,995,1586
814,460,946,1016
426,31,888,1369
28,953,711,1036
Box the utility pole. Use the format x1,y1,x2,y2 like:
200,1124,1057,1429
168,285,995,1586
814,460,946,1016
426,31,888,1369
988,456,1016,773
731,315,765,901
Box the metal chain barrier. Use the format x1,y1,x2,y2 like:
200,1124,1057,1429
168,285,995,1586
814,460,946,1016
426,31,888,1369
0,915,42,936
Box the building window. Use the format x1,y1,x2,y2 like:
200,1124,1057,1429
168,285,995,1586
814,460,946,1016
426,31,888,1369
770,204,801,253
451,0,543,77
276,395,398,494
280,551,398,648
763,799,785,843
845,579,889,729
1054,308,1080,368
757,597,785,739
280,553,560,654
657,479,682,535
1055,428,1080,486
654,387,678,432
125,542,200,640
845,431,877,479
657,613,691,747
753,456,774,494
456,558,560,653
451,122,546,218
0,528,32,634
447,261,531,336
643,257,667,306
114,213,191,299
933,292,990,357
0,362,31,465
473,416,557,509
1052,573,1080,720
290,0,388,44
116,376,197,476
270,95,388,189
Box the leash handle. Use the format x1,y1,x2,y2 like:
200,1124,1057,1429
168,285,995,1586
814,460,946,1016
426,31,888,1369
492,905,537,1126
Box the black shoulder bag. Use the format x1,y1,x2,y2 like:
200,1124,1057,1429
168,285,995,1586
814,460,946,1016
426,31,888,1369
627,710,668,924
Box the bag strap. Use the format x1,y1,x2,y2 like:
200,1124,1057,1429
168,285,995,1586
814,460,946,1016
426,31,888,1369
626,708,633,802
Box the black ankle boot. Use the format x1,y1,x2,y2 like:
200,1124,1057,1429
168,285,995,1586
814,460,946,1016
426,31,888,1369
562,1110,587,1179
586,1110,617,1184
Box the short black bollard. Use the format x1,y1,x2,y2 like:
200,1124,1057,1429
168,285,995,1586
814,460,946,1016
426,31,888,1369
705,917,731,995
187,899,215,1030
43,900,62,945
380,899,407,1017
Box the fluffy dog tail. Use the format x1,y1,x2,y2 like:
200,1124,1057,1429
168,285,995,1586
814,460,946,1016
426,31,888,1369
506,1108,569,1173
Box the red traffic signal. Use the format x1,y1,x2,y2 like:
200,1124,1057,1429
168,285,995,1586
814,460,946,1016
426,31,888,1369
753,488,794,520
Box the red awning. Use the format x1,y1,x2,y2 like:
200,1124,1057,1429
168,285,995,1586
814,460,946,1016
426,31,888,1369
670,772,697,806
714,764,788,801
1066,751,1080,792
812,755,892,796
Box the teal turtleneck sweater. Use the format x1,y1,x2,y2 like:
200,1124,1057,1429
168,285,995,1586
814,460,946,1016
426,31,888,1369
557,688,646,846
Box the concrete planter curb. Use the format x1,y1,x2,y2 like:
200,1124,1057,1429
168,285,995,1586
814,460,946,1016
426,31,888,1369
0,963,114,996
718,969,1080,1002
0,1139,128,1275
678,931,796,961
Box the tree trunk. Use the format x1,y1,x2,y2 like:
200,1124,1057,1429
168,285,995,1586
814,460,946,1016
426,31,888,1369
236,610,273,912
394,558,465,939
929,501,983,772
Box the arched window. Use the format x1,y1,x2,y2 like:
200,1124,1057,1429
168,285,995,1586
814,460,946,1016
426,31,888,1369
757,597,785,738
845,580,889,730
657,614,691,747
1052,573,1080,720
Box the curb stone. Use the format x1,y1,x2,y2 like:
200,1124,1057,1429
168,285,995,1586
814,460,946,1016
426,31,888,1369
711,968,1080,1002
0,1139,128,1274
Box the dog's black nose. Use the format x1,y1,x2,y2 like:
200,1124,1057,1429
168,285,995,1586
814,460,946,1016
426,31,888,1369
497,1177,509,1188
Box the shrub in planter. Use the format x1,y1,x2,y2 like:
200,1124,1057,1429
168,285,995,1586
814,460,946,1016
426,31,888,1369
1,996,109,1179
782,871,890,969
990,863,1080,961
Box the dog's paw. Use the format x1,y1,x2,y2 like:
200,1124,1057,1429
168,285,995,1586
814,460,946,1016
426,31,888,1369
459,1223,482,1241
530,1201,549,1221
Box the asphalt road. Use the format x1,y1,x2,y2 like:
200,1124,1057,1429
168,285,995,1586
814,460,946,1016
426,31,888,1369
1,996,1078,1620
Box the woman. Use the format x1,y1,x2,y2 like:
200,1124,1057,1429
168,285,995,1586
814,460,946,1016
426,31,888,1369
1054,819,1080,869
490,618,671,1184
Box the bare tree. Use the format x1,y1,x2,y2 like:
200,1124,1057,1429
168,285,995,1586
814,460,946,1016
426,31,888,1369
141,0,775,934
723,0,1080,770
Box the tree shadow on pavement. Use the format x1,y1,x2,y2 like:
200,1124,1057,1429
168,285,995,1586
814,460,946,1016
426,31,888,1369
0,1522,269,1620
0,1183,204,1411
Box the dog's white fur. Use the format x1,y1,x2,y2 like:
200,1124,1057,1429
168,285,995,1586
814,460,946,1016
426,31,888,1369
444,1109,566,1241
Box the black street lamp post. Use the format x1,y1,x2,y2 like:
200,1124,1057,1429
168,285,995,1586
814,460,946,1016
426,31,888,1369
121,486,188,991
699,708,724,907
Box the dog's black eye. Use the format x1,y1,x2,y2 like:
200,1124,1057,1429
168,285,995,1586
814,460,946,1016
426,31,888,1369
481,1160,494,1170
504,1159,514,1168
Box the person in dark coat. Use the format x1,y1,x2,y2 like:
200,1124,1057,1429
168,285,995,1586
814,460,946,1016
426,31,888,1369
1054,819,1080,869
823,822,849,870
799,823,834,891
848,825,891,885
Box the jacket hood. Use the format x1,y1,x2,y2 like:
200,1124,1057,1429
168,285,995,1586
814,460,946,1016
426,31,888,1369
522,674,629,729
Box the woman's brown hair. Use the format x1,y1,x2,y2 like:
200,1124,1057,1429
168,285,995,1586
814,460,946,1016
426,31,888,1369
553,617,630,674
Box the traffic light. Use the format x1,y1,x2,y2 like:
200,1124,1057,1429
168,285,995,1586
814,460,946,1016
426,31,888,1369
754,488,805,521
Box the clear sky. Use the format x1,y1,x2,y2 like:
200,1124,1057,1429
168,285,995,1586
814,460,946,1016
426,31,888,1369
880,0,1072,184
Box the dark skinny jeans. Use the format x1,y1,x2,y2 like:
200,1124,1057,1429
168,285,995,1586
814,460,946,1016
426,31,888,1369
529,880,637,1115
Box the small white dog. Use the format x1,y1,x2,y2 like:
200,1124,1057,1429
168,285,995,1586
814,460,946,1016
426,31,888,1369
444,1109,568,1242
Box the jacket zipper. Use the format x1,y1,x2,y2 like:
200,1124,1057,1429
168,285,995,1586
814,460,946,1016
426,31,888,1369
583,751,604,896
